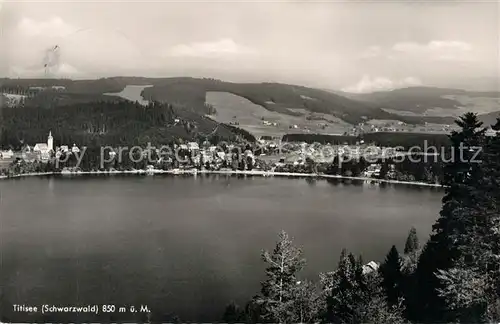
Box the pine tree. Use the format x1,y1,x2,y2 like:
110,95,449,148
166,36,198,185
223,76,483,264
401,227,420,275
222,301,246,323
380,245,403,306
435,267,490,322
244,296,263,324
404,227,419,255
400,228,421,321
413,112,487,323
471,118,500,274
323,249,406,324
354,271,407,324
436,117,500,322
257,231,306,323
483,119,500,320
324,249,364,323
290,280,323,323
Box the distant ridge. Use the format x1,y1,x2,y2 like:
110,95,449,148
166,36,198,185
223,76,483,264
1,77,460,125
333,86,500,124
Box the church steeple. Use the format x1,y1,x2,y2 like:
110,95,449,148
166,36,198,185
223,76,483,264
47,131,54,152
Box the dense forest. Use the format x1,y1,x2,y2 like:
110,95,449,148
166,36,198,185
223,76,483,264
0,100,254,149
216,112,500,324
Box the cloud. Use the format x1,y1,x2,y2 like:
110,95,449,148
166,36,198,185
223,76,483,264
8,18,149,78
166,38,257,58
56,63,80,76
17,16,77,38
391,40,474,61
9,62,82,78
359,45,382,59
359,40,475,62
392,40,472,53
342,75,422,93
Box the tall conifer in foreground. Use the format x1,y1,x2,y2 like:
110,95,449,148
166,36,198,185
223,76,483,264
380,245,403,307
400,227,421,320
414,112,486,322
323,249,406,324
435,117,500,322
257,231,306,323
323,249,364,323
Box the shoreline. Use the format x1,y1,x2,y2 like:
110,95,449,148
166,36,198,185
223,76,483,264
0,169,443,188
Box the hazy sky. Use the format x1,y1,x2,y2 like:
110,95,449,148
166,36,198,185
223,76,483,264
1,0,499,92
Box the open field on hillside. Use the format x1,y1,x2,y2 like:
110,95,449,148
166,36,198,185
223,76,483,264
1,93,27,107
342,87,500,116
205,91,351,138
377,91,500,120
433,95,500,116
104,85,153,106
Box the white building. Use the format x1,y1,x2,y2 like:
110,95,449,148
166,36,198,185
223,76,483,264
362,261,380,274
187,142,199,152
33,143,49,154
216,151,226,160
34,146,50,161
33,131,54,158
0,149,14,159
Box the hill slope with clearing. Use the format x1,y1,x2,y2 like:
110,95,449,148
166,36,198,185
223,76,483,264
1,77,456,125
205,91,351,138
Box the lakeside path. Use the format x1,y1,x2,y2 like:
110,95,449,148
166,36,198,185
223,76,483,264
0,169,444,188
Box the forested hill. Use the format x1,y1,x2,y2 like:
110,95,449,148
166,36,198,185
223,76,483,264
0,100,254,149
146,79,459,124
0,77,452,125
142,79,386,124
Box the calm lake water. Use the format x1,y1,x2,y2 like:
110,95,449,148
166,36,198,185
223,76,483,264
0,176,443,322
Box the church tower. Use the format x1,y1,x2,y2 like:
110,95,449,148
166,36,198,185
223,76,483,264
47,131,54,152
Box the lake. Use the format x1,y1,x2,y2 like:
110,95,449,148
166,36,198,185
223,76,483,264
0,175,443,322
